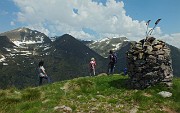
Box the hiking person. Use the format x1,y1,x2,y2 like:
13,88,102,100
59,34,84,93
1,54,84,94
38,60,50,85
89,57,96,76
107,50,117,75
124,68,127,75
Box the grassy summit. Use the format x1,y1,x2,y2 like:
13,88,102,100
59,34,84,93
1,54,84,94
0,74,179,113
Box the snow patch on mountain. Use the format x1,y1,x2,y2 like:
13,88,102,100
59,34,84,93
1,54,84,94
9,53,16,57
43,46,51,51
49,37,57,42
91,41,96,45
3,47,11,52
99,38,109,42
124,39,130,42
17,28,22,31
13,40,43,47
13,49,20,52
3,63,8,65
0,55,6,62
112,43,122,50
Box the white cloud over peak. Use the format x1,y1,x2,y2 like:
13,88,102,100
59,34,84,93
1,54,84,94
27,23,50,36
69,30,97,40
13,0,180,48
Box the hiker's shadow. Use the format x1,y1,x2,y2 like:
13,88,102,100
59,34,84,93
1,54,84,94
108,77,130,89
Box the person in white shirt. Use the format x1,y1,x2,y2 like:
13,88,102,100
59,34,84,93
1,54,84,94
38,60,50,85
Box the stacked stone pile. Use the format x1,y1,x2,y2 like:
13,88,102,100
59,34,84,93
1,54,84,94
127,37,173,89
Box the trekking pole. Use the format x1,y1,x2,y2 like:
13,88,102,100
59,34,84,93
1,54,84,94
146,20,151,37
145,20,151,41
148,18,161,36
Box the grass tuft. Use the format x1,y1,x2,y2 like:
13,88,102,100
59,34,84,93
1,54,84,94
22,88,41,101
62,78,95,93
0,90,6,97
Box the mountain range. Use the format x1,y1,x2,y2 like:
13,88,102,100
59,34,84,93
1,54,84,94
85,37,128,57
0,27,179,89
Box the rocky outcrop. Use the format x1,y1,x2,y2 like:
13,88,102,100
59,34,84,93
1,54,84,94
127,37,173,89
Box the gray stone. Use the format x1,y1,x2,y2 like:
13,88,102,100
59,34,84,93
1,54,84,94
153,44,163,50
146,46,153,52
138,52,144,59
143,42,151,47
147,37,156,43
130,106,139,113
156,50,165,55
158,91,172,98
54,105,72,112
165,82,173,87
158,55,164,60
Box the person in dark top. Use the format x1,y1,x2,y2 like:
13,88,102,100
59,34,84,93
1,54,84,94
107,50,117,75
38,60,50,85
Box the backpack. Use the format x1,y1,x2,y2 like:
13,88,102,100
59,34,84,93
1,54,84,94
112,53,117,63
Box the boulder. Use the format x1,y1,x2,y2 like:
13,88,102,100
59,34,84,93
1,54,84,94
158,91,172,98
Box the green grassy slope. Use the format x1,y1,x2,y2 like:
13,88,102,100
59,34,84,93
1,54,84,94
0,75,179,113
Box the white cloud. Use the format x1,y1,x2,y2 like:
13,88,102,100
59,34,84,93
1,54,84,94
13,0,180,48
27,23,50,36
10,21,15,26
159,33,180,48
69,30,97,40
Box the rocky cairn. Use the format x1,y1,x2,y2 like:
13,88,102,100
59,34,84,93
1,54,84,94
127,37,173,89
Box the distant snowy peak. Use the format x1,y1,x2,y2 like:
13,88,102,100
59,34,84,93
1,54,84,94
99,37,110,42
15,27,29,32
0,27,51,45
86,37,129,57
49,36,58,42
89,37,129,49
98,37,128,43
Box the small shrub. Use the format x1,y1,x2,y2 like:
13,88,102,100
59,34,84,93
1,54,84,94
8,87,17,93
22,88,41,101
108,98,118,104
18,101,42,111
62,78,94,93
0,97,21,104
0,91,6,97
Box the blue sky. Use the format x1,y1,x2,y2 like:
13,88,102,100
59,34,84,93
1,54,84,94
123,0,180,34
0,0,180,48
